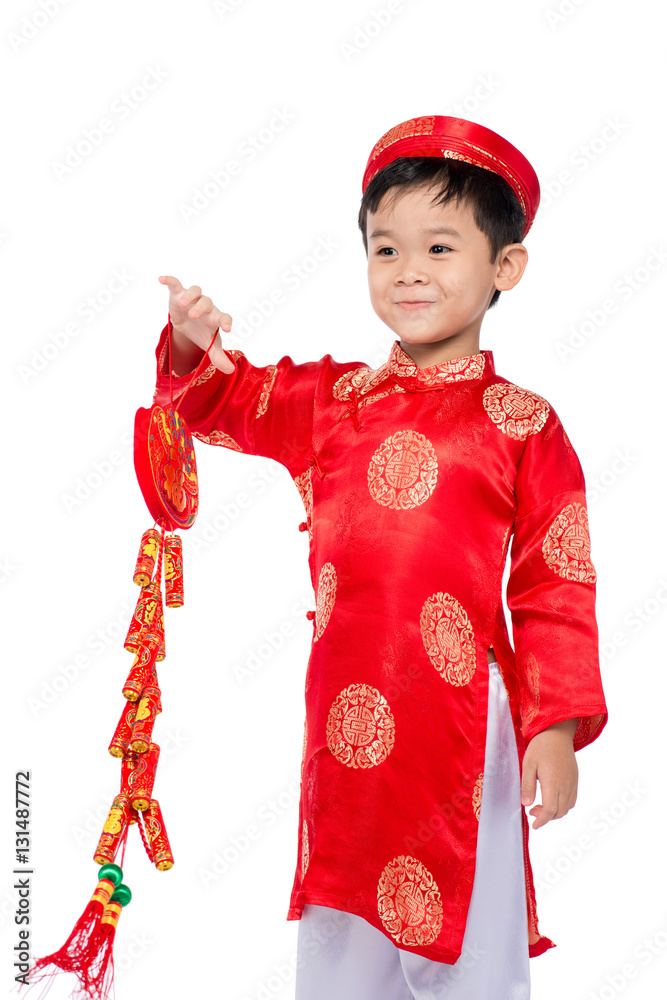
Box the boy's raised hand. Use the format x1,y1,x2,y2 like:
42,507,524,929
158,275,236,374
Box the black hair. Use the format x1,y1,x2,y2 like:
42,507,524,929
357,157,526,309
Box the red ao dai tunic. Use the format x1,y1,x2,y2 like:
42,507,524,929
152,322,608,964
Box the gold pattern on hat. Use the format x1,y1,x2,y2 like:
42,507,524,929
542,501,596,583
326,683,396,768
482,383,550,440
368,430,438,509
369,117,437,162
377,855,444,947
314,562,337,640
420,592,477,686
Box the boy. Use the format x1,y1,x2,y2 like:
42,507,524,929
153,115,608,999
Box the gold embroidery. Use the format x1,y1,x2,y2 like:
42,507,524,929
377,855,443,947
158,339,168,378
333,342,487,414
256,365,278,418
367,430,438,510
359,386,407,408
501,524,512,560
561,426,577,458
420,592,477,686
387,342,485,387
542,501,596,583
368,117,437,162
314,562,337,640
519,652,540,725
326,683,396,768
434,144,527,213
191,429,243,452
482,383,549,440
293,468,313,544
300,717,307,780
333,362,395,404
472,772,484,821
189,363,218,390
365,122,527,214
301,820,310,879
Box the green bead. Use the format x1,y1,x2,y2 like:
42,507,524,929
111,884,132,907
98,863,123,886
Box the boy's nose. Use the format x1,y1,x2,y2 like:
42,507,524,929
394,264,430,283
395,270,430,284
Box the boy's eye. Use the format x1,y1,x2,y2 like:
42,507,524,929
375,245,451,256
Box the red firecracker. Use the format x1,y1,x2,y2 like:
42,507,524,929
25,317,217,999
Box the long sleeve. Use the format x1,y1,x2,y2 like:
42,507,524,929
506,404,608,752
152,321,328,475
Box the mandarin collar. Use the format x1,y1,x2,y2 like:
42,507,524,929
386,340,495,388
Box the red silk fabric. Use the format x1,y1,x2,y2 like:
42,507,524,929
362,115,540,237
152,323,607,964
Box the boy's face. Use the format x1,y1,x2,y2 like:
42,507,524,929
365,184,513,353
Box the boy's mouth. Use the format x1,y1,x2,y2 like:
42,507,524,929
396,300,434,310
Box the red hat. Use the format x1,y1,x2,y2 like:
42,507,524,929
362,115,540,237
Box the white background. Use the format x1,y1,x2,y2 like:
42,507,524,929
2,1,666,998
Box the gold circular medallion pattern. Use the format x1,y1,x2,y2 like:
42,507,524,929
326,683,395,768
420,592,477,686
314,562,337,640
542,501,596,583
367,430,438,509
377,855,443,946
483,383,550,440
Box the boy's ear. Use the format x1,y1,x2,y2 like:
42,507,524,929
495,243,528,292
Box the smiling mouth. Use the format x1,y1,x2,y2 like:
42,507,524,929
396,301,434,309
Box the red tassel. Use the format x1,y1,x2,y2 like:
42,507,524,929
73,900,125,1000
25,865,123,997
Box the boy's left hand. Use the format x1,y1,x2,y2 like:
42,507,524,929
520,718,579,829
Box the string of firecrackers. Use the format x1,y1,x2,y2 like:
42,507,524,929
24,315,212,1000
25,529,184,1000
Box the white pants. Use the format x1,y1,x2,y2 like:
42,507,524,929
295,660,531,1000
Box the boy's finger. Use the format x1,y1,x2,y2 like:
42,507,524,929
188,294,213,318
208,335,236,373
520,768,536,806
196,303,233,331
178,284,203,308
158,274,184,295
537,794,558,822
212,307,233,330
